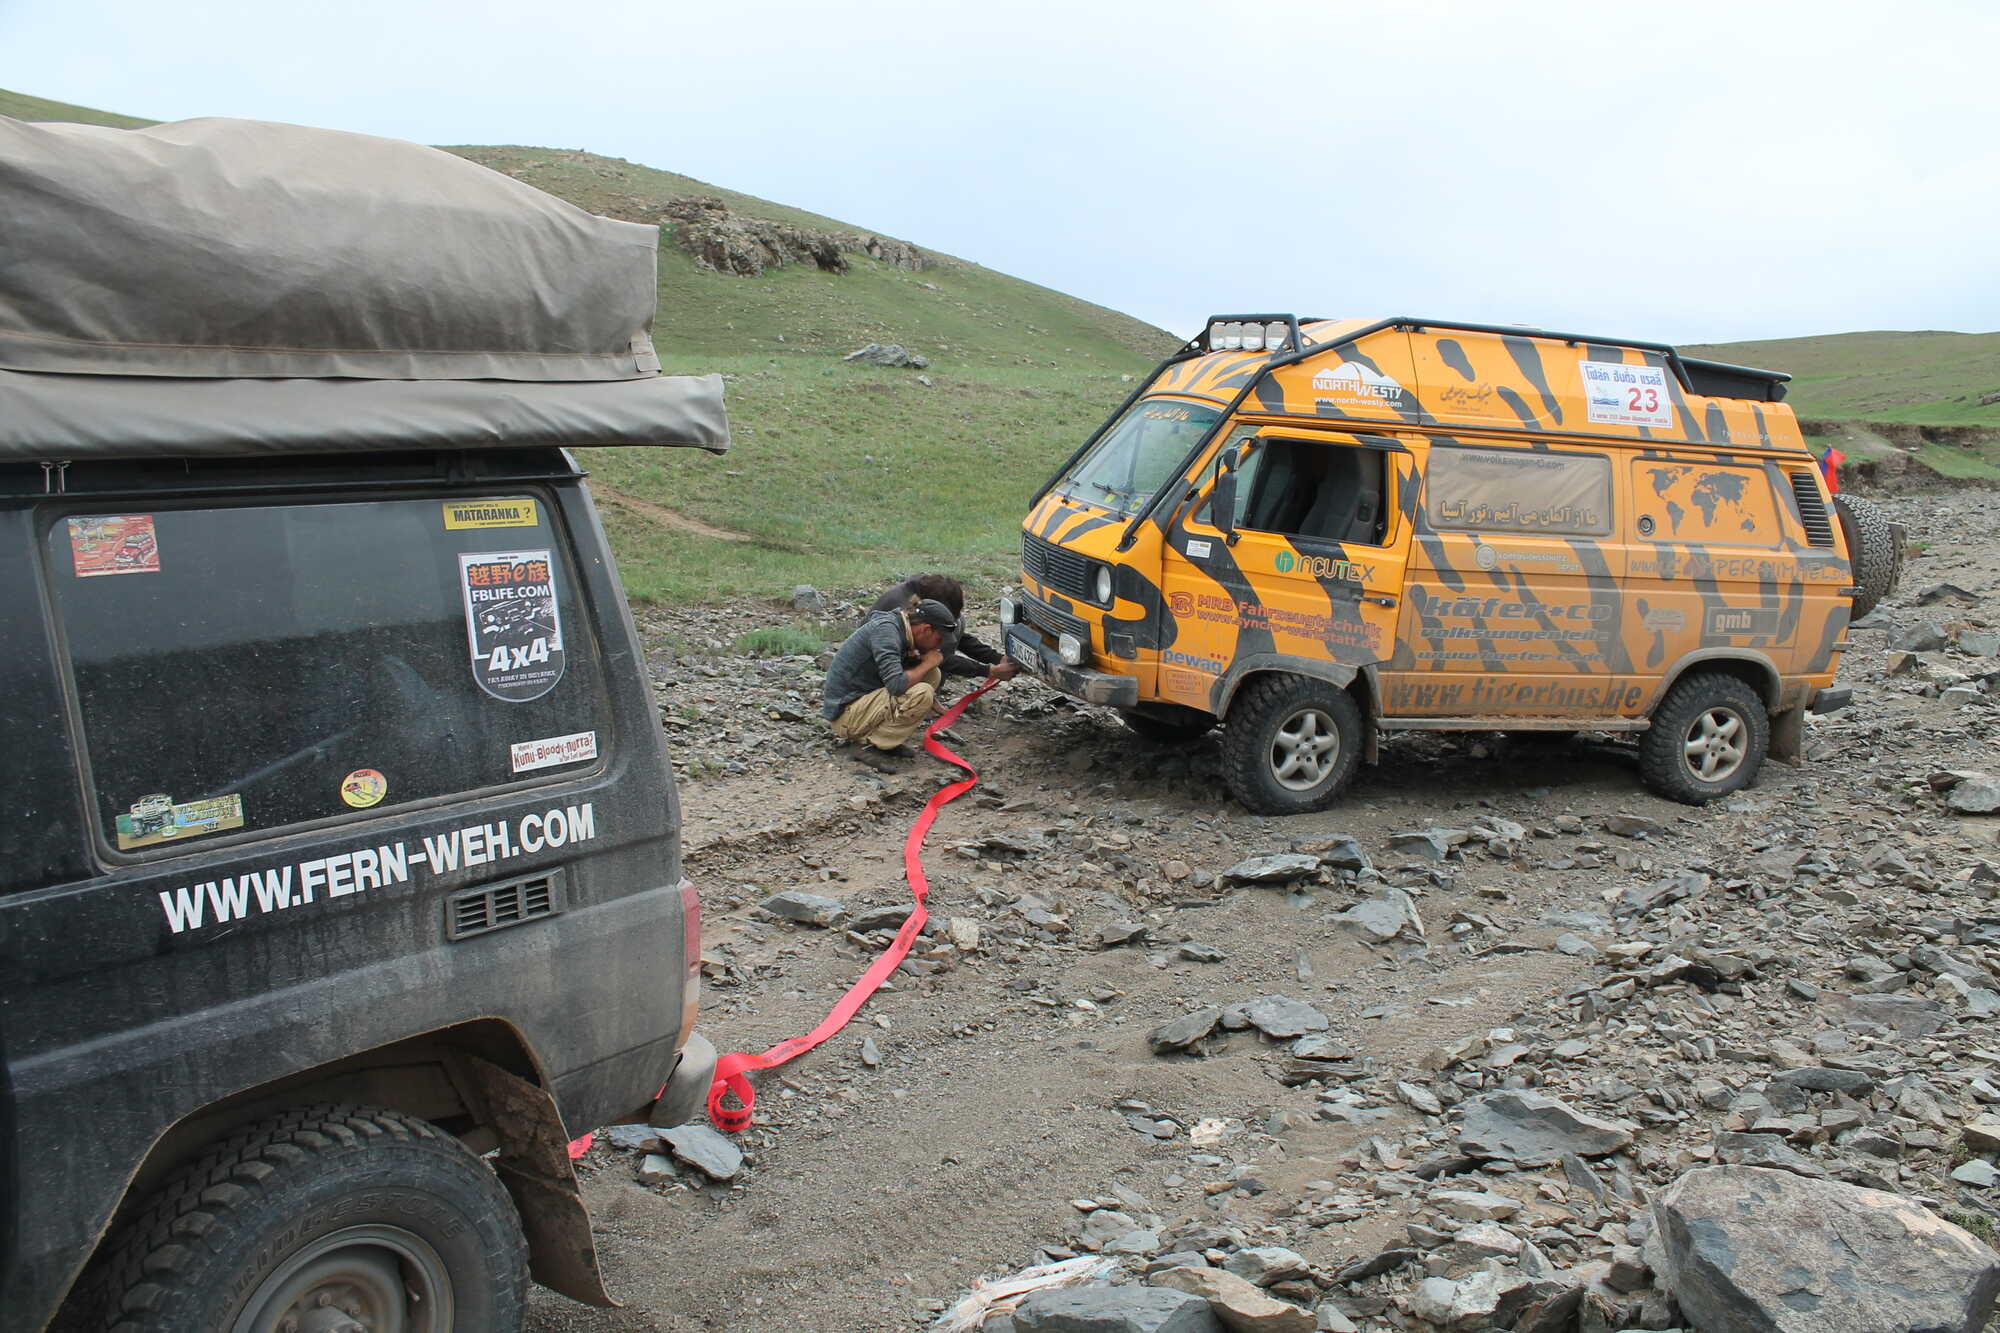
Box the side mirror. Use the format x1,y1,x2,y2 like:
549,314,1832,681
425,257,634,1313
1211,465,1238,539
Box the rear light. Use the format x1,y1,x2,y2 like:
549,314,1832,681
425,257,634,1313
678,877,701,1049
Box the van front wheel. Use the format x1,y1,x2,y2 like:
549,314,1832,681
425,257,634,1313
1639,672,1769,804
1221,676,1362,814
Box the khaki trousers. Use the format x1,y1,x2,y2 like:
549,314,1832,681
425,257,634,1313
830,668,941,750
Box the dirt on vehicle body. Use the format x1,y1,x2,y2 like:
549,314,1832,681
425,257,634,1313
1004,315,1901,813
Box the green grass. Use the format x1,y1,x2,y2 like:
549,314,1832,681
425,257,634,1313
1685,330,2000,426
0,87,154,128
1914,442,2000,480
732,626,835,658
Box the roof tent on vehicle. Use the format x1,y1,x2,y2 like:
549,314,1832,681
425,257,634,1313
0,115,729,459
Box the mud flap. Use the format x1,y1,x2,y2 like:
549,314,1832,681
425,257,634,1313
447,1052,618,1308
1770,708,1804,766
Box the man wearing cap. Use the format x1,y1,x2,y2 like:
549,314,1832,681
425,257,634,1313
871,572,1020,685
822,598,960,770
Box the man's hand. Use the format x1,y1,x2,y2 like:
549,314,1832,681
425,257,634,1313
913,648,945,677
986,660,1021,682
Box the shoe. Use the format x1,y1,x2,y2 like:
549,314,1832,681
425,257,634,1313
852,746,912,773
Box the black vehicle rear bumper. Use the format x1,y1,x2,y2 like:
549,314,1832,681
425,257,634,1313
1809,685,1853,715
1004,623,1138,708
650,1031,717,1128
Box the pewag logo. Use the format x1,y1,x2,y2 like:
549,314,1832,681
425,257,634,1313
1276,550,1372,582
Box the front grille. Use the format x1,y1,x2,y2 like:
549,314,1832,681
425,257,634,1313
1788,471,1836,547
1022,593,1088,645
447,871,561,940
1022,531,1093,600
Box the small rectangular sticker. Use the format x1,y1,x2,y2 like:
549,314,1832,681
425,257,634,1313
1186,539,1213,558
116,793,245,851
69,515,160,577
1580,361,1673,429
444,498,540,530
511,730,599,773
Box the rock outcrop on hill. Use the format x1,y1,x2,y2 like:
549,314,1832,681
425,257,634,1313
661,196,924,276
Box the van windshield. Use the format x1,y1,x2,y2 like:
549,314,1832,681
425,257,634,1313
1056,397,1222,515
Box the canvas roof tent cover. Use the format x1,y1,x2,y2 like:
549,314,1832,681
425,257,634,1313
0,115,728,459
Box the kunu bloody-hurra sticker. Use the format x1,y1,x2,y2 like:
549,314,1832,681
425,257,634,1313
460,550,566,702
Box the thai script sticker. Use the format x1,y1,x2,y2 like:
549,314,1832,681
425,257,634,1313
460,550,567,702
68,514,161,577
1580,360,1674,429
443,498,539,530
116,792,245,851
341,769,388,808
510,730,599,774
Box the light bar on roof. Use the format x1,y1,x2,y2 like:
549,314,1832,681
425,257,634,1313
1205,316,1295,355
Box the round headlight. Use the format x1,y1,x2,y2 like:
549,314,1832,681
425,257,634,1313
1058,633,1086,666
1094,565,1113,605
998,595,1019,626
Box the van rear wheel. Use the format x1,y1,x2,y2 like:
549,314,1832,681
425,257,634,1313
88,1104,527,1333
1639,672,1769,804
1221,675,1362,815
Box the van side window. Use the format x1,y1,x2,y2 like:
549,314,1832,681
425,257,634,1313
1424,447,1614,538
45,495,610,856
1233,440,1389,546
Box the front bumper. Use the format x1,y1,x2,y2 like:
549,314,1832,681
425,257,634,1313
649,1031,717,1129
1004,622,1138,708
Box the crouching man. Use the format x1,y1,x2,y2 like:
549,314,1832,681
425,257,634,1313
824,598,960,770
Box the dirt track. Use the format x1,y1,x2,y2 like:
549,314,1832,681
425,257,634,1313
529,488,2000,1333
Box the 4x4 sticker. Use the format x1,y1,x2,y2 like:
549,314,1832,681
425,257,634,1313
461,550,566,702
68,514,160,577
443,498,539,530
116,792,244,851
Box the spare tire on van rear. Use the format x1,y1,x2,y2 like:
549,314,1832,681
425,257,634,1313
1833,493,1902,619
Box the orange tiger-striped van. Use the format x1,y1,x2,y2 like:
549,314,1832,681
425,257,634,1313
1001,315,1898,814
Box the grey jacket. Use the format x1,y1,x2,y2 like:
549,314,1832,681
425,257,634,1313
822,610,919,720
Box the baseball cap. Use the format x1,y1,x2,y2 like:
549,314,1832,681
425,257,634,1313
911,598,961,653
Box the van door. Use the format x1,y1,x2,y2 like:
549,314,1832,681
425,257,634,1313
1382,443,1638,718
1159,430,1411,713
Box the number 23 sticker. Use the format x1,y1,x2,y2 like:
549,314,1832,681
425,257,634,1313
1580,361,1674,429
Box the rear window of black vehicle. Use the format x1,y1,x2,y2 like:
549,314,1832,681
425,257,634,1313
45,494,611,857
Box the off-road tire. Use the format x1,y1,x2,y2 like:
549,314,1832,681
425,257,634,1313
1639,672,1769,805
1834,492,1901,619
1220,675,1362,815
1119,706,1216,745
80,1104,527,1333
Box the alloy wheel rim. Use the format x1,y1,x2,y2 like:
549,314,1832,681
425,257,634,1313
1682,706,1748,783
1270,706,1341,791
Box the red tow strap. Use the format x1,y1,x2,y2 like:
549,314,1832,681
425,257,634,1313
705,678,998,1132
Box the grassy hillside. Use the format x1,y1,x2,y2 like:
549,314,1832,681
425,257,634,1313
0,87,153,128
1684,330,2000,426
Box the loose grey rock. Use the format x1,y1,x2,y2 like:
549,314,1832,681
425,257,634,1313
849,904,914,933
1457,1090,1634,1165
636,1152,676,1185
1150,1007,1223,1053
1222,1247,1309,1287
1772,1066,1875,1095
1951,1159,1999,1188
842,342,929,369
1221,853,1321,886
790,584,825,612
1178,942,1228,963
761,889,848,927
1837,992,1948,1038
660,1123,744,1181
1604,812,1669,838
600,1123,665,1153
1432,1189,1522,1222
1015,1284,1222,1333
1652,1165,2000,1333
1330,889,1425,943
1948,773,2000,815
1150,1267,1314,1332
1713,1130,1825,1178
1100,921,1151,949
1242,995,1330,1039
1897,621,1949,652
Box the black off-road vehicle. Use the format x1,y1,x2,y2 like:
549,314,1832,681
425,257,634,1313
0,114,729,1331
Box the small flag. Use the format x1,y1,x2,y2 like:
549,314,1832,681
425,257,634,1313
1820,447,1845,495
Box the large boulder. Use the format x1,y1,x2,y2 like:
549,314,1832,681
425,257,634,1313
1651,1165,2000,1332
1015,1284,1221,1333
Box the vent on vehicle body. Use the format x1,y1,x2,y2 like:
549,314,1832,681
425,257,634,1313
1022,531,1092,599
446,870,562,940
1788,472,1836,547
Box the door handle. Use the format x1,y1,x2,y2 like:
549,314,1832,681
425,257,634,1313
1362,594,1398,607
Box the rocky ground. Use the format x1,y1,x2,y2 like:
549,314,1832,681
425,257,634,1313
528,489,2000,1333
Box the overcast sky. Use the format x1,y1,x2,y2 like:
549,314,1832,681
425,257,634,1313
5,0,1995,346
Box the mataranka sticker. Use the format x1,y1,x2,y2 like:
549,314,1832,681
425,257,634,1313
510,730,599,773
443,497,539,530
